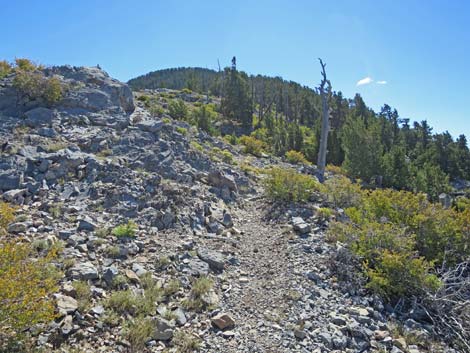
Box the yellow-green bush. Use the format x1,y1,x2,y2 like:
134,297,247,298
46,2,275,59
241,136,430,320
15,58,37,72
0,60,12,79
168,99,188,120
183,276,214,312
327,182,470,302
264,167,319,203
0,239,60,343
322,175,363,208
455,196,470,212
221,150,234,164
325,164,347,176
43,76,63,105
0,202,16,232
285,150,309,165
239,135,266,157
13,69,63,105
366,251,441,300
124,316,155,352
176,126,188,135
112,220,137,238
346,189,470,266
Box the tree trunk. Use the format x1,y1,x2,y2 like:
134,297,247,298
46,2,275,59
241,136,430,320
316,59,331,183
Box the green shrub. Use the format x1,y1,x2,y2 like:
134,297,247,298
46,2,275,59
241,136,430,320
0,60,12,79
285,150,309,165
264,167,319,203
72,281,92,311
112,220,137,238
124,316,155,352
172,330,201,352
13,70,43,101
239,135,265,156
455,196,470,212
317,207,334,220
149,104,164,117
322,175,363,208
191,104,218,135
137,95,150,103
163,279,181,297
183,276,214,312
190,141,204,152
43,76,63,105
366,251,441,300
162,117,171,124
13,70,63,106
176,126,188,135
325,164,347,175
105,290,137,314
168,99,188,120
328,184,470,302
224,134,239,145
0,202,16,232
0,240,60,345
221,150,234,164
15,58,37,71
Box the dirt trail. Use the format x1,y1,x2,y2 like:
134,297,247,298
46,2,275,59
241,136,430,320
202,196,329,353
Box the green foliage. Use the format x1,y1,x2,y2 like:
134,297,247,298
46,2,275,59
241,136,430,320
13,69,63,106
285,150,309,165
129,68,469,192
172,330,201,352
341,117,382,182
112,220,137,238
0,240,59,343
176,126,188,135
322,176,363,208
0,202,16,232
183,276,214,312
224,134,239,145
0,60,12,79
105,282,162,317
15,58,37,71
163,278,181,297
221,62,253,128
124,317,155,352
317,207,334,220
411,162,450,201
168,99,188,120
366,251,441,300
221,150,234,164
329,181,470,302
72,281,92,311
42,76,63,105
239,135,265,156
137,94,150,103
455,196,470,212
325,164,347,176
191,104,218,135
190,141,204,152
264,167,319,203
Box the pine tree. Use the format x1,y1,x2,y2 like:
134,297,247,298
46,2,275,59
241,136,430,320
221,57,253,130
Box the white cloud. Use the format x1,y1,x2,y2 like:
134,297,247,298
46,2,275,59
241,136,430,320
377,80,387,85
356,77,373,86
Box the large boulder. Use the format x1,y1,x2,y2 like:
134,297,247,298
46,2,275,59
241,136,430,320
24,107,56,127
0,172,21,191
47,66,135,115
208,170,237,191
0,65,135,127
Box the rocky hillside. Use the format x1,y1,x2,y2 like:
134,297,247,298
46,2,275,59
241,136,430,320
0,64,462,353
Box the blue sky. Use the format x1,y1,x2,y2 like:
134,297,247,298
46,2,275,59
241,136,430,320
2,0,469,138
